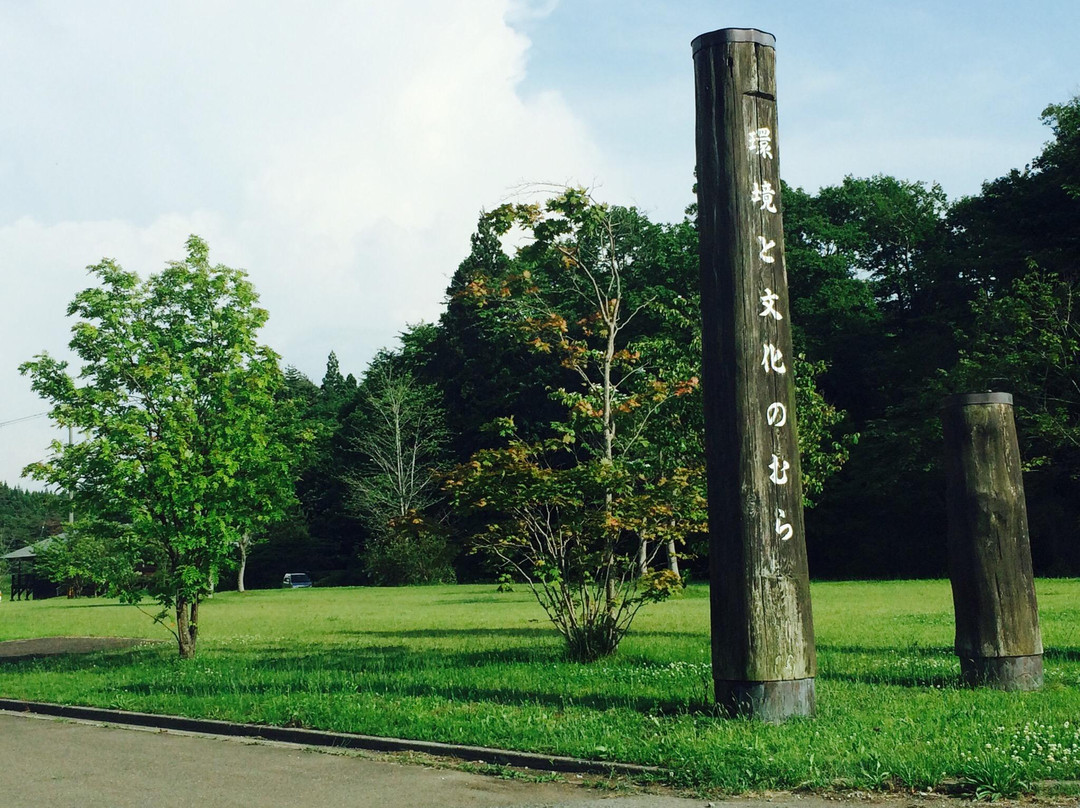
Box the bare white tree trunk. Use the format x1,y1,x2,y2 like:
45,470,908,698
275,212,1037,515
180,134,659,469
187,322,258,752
237,534,249,593
666,538,680,578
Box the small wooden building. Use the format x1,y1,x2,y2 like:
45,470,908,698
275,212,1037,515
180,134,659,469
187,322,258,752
3,537,58,600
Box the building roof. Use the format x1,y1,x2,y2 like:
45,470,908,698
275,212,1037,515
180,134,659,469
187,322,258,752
2,536,55,561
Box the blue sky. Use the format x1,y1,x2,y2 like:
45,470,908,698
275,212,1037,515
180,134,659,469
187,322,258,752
2,0,1079,489
511,1,1080,218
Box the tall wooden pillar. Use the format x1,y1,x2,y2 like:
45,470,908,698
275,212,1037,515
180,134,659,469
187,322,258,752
692,28,816,721
942,392,1043,690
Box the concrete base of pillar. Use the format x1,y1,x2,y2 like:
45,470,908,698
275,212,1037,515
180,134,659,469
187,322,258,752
714,677,815,722
959,654,1043,691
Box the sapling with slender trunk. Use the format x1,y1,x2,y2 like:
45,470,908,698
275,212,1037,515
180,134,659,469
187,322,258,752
21,237,303,658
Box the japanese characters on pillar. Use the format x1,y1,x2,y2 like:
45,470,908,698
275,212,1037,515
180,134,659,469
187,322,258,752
748,115,798,551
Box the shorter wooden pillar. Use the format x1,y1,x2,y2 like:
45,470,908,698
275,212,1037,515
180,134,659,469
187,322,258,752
941,392,1043,690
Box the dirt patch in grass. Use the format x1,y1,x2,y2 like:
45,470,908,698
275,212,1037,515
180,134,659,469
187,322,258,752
0,637,162,660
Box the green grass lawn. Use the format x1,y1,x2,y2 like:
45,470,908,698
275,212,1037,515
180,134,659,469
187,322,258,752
1,580,1078,797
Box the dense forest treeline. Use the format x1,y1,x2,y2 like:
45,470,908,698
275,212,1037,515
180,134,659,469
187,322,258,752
0,483,67,556
246,97,1080,585
9,97,1079,587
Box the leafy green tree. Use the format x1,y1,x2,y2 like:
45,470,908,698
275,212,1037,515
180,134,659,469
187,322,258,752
320,351,358,410
784,176,953,419
950,271,1080,572
781,175,960,577
1037,97,1080,190
433,212,567,461
286,354,367,585
20,236,302,657
949,97,1080,295
933,95,1080,575
793,357,857,508
35,530,114,596
814,175,949,314
955,272,1080,465
446,425,701,661
782,181,883,397
789,98,1080,578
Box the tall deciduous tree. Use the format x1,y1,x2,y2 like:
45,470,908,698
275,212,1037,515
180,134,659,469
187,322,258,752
949,97,1080,296
344,338,454,585
21,236,302,657
950,271,1080,572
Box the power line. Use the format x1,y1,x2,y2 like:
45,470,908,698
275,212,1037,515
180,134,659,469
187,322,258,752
0,412,49,429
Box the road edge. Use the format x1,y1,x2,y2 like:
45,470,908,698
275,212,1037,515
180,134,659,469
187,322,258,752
0,698,668,779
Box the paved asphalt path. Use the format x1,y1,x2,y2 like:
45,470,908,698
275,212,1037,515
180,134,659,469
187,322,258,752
2,710,839,808
0,710,971,808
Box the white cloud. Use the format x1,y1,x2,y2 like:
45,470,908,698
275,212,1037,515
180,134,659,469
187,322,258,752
506,0,560,24
0,0,608,487
1,212,232,488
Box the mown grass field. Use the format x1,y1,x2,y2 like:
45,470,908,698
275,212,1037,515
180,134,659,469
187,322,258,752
1,580,1078,797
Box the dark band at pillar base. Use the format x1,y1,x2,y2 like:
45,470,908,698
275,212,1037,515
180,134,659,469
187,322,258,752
714,678,815,722
959,655,1043,691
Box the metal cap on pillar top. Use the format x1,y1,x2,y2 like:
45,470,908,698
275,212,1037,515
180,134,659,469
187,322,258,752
943,391,1014,408
692,28,776,54
692,28,817,721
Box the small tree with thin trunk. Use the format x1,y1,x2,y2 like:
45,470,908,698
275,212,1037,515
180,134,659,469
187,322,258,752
444,189,705,660
21,236,302,657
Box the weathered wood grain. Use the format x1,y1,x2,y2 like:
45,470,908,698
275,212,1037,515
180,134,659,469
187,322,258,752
693,28,816,720
942,392,1043,690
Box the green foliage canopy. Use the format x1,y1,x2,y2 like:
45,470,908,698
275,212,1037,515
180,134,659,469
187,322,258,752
20,236,303,657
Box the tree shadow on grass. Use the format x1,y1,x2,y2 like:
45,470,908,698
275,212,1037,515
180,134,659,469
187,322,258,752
251,638,571,669
75,638,1077,714
346,627,706,642
819,670,961,689
817,643,961,689
434,596,534,606
344,627,556,641
344,676,711,717
1045,647,1080,662
626,630,710,641
31,636,716,716
819,643,1080,687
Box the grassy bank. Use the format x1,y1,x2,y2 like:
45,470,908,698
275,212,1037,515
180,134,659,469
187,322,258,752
1,580,1078,797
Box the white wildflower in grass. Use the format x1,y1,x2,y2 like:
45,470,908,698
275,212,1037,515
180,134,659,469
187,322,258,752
971,721,1080,782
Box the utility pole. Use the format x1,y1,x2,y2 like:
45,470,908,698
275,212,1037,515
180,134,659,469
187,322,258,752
67,424,74,526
